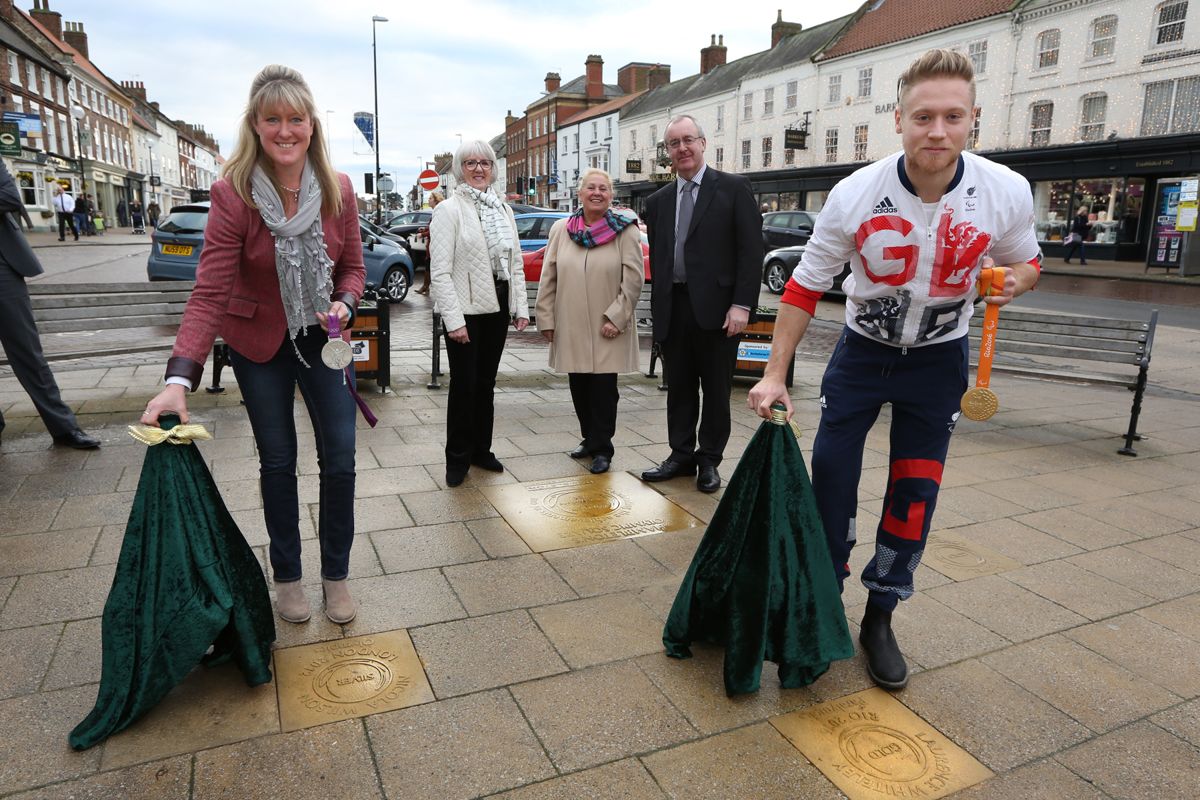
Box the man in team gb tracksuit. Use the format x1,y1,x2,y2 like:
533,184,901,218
748,49,1042,690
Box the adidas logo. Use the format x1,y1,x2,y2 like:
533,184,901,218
872,196,898,214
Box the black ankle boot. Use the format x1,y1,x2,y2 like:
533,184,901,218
859,603,909,689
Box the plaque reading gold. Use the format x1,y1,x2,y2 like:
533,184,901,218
922,531,1022,581
479,471,702,553
771,688,992,800
275,630,434,732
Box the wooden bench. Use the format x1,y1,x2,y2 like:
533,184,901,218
967,305,1158,456
428,283,662,389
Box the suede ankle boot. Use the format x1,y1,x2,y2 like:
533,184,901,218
859,603,908,689
274,580,311,623
322,578,357,624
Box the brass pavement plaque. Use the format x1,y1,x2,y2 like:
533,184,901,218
923,530,1022,581
771,688,992,800
275,630,434,732
480,471,702,553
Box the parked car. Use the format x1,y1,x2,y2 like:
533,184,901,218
147,202,415,304
384,210,432,265
761,245,851,297
506,202,555,215
523,233,652,284
360,215,411,251
762,210,817,250
513,211,569,252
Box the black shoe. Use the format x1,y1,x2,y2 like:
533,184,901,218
859,603,908,689
471,454,504,472
589,455,611,474
568,443,590,459
641,459,696,482
1080,261,1087,265
445,469,466,487
52,429,101,449
697,465,721,493
57,237,65,242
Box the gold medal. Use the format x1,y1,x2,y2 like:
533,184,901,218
961,268,1004,421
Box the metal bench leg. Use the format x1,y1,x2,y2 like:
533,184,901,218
207,343,230,394
1117,367,1149,457
427,311,443,389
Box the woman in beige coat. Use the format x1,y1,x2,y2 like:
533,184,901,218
536,168,644,474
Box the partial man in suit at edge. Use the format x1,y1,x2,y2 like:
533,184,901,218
640,114,763,494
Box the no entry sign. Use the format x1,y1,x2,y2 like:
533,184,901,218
418,170,440,191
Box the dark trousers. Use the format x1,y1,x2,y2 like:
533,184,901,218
568,372,618,458
229,327,357,583
0,264,79,437
1063,237,1087,263
811,328,967,612
662,284,739,467
443,283,509,473
56,212,77,240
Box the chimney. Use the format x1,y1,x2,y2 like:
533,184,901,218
544,72,560,94
0,0,14,23
585,54,603,99
771,9,804,48
63,20,88,58
150,101,160,112
505,109,517,128
28,0,62,41
648,64,671,90
700,35,727,75
120,80,147,102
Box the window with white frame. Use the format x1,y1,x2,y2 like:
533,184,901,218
591,121,598,142
1089,15,1117,59
630,129,637,152
743,92,753,121
1141,75,1200,134
42,68,52,99
784,146,795,165
8,52,18,85
786,80,798,110
573,132,579,151
969,41,988,75
649,125,657,146
858,67,873,98
25,62,35,89
561,136,567,155
762,136,773,168
764,87,774,116
716,104,725,132
825,127,838,163
827,74,842,104
55,78,64,105
854,124,869,161
605,118,611,139
1030,101,1053,146
1080,94,1107,141
46,113,57,154
715,146,724,169
1037,30,1060,68
741,139,751,170
1156,0,1187,44
968,108,982,149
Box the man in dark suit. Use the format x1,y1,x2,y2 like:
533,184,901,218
641,114,762,492
0,158,100,449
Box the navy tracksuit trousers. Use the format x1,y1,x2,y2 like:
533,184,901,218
811,327,969,612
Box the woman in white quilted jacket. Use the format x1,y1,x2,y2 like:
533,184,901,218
428,140,530,487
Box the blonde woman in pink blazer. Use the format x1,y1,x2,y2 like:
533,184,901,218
143,65,365,625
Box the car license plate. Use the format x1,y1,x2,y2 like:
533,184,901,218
162,244,193,256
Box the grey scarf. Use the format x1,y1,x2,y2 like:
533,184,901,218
250,160,335,361
461,184,517,280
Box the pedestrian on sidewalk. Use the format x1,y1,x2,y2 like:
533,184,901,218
117,198,128,228
428,140,529,488
535,168,644,475
141,64,366,626
640,113,763,494
1063,208,1090,265
52,184,78,241
147,200,161,229
130,200,144,233
0,159,100,449
414,190,442,295
748,49,1042,691
74,193,92,236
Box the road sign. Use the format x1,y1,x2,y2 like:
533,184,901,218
377,176,394,193
418,170,440,191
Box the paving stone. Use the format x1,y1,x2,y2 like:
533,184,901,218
926,575,1087,642
0,498,62,536
490,758,665,799
42,618,102,690
531,593,665,669
0,528,99,577
643,722,838,799
633,527,704,574
366,689,555,800
943,517,1084,565
464,516,532,558
193,719,382,799
1057,721,1200,800
355,464,438,496
326,493,415,534
542,538,675,597
443,554,576,616
899,659,1092,771
338,570,466,636
0,623,60,699
53,491,135,530
1064,613,1200,698
5,755,192,800
399,486,501,526
1005,561,1155,621
1126,533,1200,575
1073,497,1194,538
889,593,1008,669
371,521,487,573
368,441,446,468
1136,594,1200,642
410,609,566,697
1014,506,1139,550
0,685,101,794
1152,698,1200,749
0,565,114,629
981,634,1179,733
949,758,1109,800
1066,546,1196,601
511,661,697,771
16,468,121,501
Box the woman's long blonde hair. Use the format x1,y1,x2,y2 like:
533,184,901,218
222,65,342,216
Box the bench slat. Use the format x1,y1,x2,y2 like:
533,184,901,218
34,304,188,323
30,292,193,309
970,330,1147,354
975,308,1149,332
38,315,185,333
977,340,1145,365
26,281,195,295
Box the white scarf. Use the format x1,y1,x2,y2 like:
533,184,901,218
250,160,335,362
460,184,517,280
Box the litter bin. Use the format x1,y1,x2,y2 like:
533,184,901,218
733,308,794,387
351,300,391,391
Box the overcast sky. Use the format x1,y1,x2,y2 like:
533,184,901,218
47,0,863,195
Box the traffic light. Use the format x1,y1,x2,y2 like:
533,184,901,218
364,172,374,195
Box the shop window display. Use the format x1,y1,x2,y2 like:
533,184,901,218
1032,177,1143,245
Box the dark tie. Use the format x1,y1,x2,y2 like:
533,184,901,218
673,180,695,284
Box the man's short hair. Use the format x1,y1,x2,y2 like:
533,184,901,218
896,49,976,108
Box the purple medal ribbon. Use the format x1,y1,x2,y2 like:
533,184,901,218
328,315,378,428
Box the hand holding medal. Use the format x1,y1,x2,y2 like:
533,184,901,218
961,267,1005,421
321,313,354,372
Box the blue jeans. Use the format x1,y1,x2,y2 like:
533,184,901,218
230,326,357,582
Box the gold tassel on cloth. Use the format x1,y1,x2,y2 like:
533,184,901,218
126,423,213,446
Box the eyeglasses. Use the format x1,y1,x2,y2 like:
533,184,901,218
666,136,702,150
463,159,493,170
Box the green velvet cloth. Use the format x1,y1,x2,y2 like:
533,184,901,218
663,416,855,696
69,416,275,751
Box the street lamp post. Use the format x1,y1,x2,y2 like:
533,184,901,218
147,145,157,222
371,14,388,224
70,104,86,199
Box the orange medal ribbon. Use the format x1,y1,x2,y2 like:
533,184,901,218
960,267,1004,421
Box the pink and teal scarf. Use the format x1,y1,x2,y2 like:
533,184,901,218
566,209,632,248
